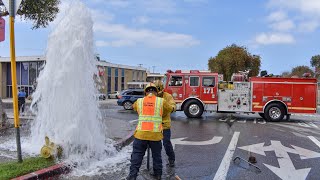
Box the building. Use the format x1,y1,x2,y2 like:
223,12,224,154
146,72,164,82
0,56,45,98
0,56,147,98
96,60,147,94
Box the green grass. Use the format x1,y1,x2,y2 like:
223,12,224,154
0,157,55,180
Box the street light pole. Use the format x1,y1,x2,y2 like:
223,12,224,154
9,0,22,163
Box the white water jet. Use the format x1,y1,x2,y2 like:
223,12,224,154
24,1,130,175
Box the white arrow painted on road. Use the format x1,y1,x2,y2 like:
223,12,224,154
265,141,311,180
239,141,320,159
238,140,320,180
238,142,273,156
171,136,223,149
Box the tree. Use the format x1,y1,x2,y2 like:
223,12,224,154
310,55,320,78
208,44,261,81
310,55,320,68
291,65,314,77
0,0,60,29
281,71,291,77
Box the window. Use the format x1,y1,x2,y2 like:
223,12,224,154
107,67,112,93
107,77,111,93
16,62,21,85
115,68,118,77
7,63,12,85
115,77,118,91
37,61,45,76
163,75,167,88
190,76,199,86
202,77,215,87
169,76,183,86
29,62,37,86
108,67,111,76
121,69,125,90
122,91,133,95
121,69,125,77
121,77,125,90
132,90,144,96
21,62,29,85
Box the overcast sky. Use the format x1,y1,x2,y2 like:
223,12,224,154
0,0,319,74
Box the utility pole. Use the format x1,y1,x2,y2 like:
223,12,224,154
7,0,23,163
152,66,155,73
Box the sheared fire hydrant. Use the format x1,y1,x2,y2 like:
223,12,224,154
40,136,63,159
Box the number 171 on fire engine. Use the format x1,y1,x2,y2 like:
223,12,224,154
203,88,214,94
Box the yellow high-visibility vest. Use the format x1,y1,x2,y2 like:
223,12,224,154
136,95,163,133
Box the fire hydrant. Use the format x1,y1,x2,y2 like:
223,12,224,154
40,136,63,159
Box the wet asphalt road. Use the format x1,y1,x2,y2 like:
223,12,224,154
2,105,320,180
98,109,320,180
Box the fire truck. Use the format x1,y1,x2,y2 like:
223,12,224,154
163,70,318,121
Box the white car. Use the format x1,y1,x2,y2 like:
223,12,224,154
108,91,120,99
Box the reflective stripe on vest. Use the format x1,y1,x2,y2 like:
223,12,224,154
136,96,163,132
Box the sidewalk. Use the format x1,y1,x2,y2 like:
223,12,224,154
2,98,119,109
2,107,136,142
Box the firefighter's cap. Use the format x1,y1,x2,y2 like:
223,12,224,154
145,83,158,93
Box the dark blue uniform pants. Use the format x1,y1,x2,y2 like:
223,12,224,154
163,129,175,161
129,138,162,178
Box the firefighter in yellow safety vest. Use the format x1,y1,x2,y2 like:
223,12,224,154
154,80,176,167
127,83,172,180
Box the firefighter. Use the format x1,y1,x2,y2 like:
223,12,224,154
154,80,176,167
127,83,171,180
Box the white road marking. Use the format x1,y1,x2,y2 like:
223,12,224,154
213,132,240,180
171,136,223,150
129,119,138,123
239,141,320,180
219,118,227,122
258,119,266,124
298,122,310,127
237,119,246,123
308,136,320,149
307,122,318,128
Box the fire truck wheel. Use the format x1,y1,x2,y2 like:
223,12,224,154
184,100,204,118
264,103,285,122
258,113,266,119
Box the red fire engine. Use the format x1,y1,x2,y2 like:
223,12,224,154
163,70,317,121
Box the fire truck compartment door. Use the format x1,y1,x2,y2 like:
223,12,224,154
218,82,251,112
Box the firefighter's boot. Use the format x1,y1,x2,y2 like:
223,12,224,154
150,172,162,180
167,160,175,167
126,175,136,180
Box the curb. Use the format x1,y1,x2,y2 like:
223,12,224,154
11,163,70,180
3,101,117,109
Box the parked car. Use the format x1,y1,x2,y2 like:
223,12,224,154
108,91,120,99
117,89,144,110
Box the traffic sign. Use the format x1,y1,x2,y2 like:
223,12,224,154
0,17,4,42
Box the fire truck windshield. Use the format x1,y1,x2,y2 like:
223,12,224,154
163,75,167,88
